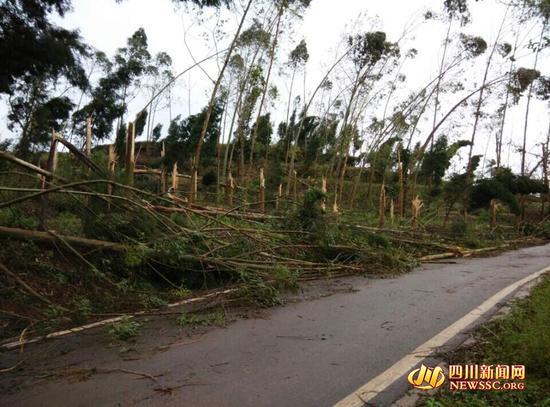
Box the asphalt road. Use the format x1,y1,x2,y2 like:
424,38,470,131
1,243,549,407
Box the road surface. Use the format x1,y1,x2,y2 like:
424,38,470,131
1,243,549,407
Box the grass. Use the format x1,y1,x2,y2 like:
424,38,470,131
420,274,550,407
176,311,226,327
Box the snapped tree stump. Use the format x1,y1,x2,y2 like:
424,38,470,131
411,195,423,230
125,122,135,186
259,168,265,213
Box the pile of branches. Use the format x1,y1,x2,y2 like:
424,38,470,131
0,147,420,340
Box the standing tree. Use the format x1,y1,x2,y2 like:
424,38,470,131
1,0,89,157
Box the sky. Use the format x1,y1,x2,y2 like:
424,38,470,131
2,0,549,175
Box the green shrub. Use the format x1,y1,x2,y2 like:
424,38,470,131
71,296,92,324
108,317,142,341
237,270,282,308
176,311,225,327
273,265,300,289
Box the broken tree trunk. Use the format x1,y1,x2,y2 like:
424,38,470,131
46,131,59,176
321,177,327,211
398,152,404,217
490,199,497,230
0,226,127,252
191,166,198,203
0,150,53,179
55,136,106,177
86,117,92,158
276,183,282,210
378,183,386,229
411,195,423,230
390,199,395,225
227,173,234,206
160,141,166,194
125,122,135,186
293,170,298,203
40,131,59,229
107,144,116,209
259,168,265,213
171,162,178,192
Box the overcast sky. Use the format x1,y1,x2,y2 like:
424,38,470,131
2,0,549,175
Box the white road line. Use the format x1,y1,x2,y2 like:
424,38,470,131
333,265,550,407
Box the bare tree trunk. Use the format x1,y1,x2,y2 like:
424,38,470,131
125,122,135,186
283,69,297,167
222,95,242,184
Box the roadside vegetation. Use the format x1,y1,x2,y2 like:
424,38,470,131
420,274,550,407
0,0,549,345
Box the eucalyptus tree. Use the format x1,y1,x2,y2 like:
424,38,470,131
419,136,471,195
0,0,88,95
431,0,471,145
229,19,273,178
163,103,223,170
218,15,275,184
400,30,488,195
191,0,254,201
248,0,312,170
1,0,89,157
221,54,246,181
331,31,400,209
520,23,547,175
282,40,310,166
465,6,510,174
73,28,153,144
143,52,174,142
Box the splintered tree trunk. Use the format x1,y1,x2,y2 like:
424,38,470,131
378,183,386,228
41,131,59,229
191,163,198,202
411,196,423,231
46,131,59,176
258,168,266,213
160,142,166,193
490,199,497,229
192,0,253,199
171,162,178,192
276,183,282,210
125,122,135,186
398,150,404,217
321,176,327,211
543,131,550,219
227,173,235,206
107,144,116,208
293,170,298,203
86,117,92,157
